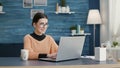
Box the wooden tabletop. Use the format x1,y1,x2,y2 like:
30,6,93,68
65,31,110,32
0,64,120,68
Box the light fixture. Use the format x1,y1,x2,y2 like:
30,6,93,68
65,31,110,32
87,9,102,55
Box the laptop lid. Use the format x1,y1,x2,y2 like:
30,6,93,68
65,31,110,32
55,36,85,61
39,36,85,62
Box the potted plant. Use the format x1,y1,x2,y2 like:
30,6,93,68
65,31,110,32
0,2,3,12
112,41,119,47
60,0,66,13
60,0,66,7
70,25,77,35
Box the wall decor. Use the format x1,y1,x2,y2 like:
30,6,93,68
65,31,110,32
23,0,33,8
31,9,44,19
34,0,47,6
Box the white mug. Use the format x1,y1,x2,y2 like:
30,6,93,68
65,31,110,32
21,49,29,61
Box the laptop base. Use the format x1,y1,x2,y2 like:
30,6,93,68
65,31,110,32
39,58,79,62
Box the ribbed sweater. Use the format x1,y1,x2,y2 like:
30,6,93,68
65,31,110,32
23,34,58,60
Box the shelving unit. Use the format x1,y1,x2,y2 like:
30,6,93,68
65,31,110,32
55,11,75,14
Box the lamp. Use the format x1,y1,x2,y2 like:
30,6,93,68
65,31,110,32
87,9,102,55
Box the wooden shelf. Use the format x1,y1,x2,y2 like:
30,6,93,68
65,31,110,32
55,11,75,14
71,33,91,36
0,11,5,14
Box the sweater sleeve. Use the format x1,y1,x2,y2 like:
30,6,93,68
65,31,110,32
49,36,58,54
24,35,39,60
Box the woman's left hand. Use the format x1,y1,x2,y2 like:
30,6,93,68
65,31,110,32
47,53,57,59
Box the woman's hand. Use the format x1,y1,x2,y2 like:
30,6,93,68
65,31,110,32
47,53,57,59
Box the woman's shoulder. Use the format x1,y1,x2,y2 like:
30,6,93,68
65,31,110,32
24,34,31,39
46,34,53,39
45,35,56,43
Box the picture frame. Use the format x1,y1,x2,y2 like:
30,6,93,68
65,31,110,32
23,0,33,8
31,9,44,19
34,0,47,6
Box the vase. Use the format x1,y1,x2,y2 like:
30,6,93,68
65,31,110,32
66,6,70,13
77,25,81,34
61,7,66,13
71,30,76,35
80,30,84,34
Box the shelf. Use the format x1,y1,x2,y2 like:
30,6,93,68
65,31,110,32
55,11,75,14
0,11,5,14
71,33,91,36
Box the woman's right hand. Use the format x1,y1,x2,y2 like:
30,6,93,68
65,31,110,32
47,53,57,59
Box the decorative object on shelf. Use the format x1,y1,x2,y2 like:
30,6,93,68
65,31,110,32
60,0,66,13
80,28,84,34
70,25,77,36
56,3,59,12
60,0,66,7
70,25,88,36
95,47,106,61
112,41,119,47
77,24,81,34
0,2,3,12
55,0,74,14
58,6,62,13
101,41,111,48
66,5,70,13
87,9,102,55
23,0,33,8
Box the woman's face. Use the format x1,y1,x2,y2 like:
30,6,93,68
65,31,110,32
33,18,48,35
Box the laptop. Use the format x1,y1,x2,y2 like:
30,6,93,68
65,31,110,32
39,36,85,62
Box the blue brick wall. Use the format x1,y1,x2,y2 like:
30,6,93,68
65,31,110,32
0,0,100,56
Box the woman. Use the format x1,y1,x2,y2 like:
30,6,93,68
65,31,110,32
24,13,58,60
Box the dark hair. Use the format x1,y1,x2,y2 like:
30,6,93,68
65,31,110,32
32,13,48,26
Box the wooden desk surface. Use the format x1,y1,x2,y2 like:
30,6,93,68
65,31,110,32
0,64,120,68
0,57,119,68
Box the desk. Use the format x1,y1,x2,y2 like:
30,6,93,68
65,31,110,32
0,57,116,66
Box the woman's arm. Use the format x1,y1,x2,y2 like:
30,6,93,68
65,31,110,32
24,35,39,60
49,36,58,55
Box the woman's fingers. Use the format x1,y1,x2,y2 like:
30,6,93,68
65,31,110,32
47,53,57,58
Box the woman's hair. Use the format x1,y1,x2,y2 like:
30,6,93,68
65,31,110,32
32,13,48,26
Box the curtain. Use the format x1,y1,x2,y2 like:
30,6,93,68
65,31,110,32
111,0,120,41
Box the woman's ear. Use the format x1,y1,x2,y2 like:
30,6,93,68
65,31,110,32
33,23,36,28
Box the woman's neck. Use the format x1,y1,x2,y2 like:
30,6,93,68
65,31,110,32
30,32,46,41
34,31,43,36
